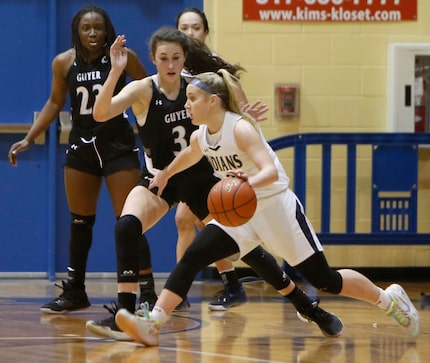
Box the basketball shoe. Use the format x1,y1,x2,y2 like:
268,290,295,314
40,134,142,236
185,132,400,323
115,308,161,346
385,284,420,338
40,280,90,314
296,299,344,337
207,282,249,311
174,297,191,312
86,302,133,341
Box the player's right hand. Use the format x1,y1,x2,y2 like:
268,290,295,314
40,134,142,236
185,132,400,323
8,139,30,167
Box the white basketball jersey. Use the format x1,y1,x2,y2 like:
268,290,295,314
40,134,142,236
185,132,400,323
196,111,289,199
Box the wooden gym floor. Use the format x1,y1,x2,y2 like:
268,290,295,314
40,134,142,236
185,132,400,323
0,278,428,363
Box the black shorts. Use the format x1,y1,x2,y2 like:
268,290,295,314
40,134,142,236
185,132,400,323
138,161,219,221
65,123,140,176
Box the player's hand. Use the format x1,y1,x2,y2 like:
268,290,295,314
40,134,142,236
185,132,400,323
110,35,128,74
241,100,269,122
226,170,249,182
149,168,168,196
8,139,30,167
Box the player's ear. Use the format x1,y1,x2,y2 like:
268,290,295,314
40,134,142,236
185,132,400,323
210,93,219,106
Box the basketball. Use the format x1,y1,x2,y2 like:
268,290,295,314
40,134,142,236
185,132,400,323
207,177,257,227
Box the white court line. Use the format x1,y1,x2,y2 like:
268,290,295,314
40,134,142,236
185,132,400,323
160,346,284,363
0,336,282,362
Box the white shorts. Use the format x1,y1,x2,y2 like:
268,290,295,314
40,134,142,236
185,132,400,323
208,188,323,266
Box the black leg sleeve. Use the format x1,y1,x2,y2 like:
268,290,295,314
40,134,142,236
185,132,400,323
241,246,292,291
115,214,142,283
164,224,240,299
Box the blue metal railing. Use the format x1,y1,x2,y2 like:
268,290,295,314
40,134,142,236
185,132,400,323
268,132,430,245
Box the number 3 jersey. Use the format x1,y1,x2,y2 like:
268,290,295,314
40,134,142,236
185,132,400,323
137,75,212,174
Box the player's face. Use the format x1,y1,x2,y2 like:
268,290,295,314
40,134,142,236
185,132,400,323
177,12,208,44
185,84,212,125
78,12,107,55
152,42,185,83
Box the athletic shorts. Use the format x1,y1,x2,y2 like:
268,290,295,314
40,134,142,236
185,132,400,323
138,159,219,221
208,188,324,266
65,122,140,176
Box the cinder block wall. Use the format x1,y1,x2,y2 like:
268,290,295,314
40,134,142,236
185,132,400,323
203,0,430,267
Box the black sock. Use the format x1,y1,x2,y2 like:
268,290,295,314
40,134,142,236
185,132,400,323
139,273,155,296
284,285,315,314
220,269,241,291
118,292,137,314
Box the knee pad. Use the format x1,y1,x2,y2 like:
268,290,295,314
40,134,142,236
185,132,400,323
242,246,291,291
307,269,343,295
115,215,142,283
68,213,95,281
295,252,343,295
71,213,95,228
69,213,95,248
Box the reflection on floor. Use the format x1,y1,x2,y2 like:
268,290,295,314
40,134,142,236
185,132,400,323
0,278,428,363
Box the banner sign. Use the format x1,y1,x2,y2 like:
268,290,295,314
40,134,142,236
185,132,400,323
243,0,417,22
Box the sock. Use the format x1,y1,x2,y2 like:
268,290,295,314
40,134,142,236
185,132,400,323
375,288,393,311
219,269,240,291
139,273,155,295
151,306,169,325
284,285,315,314
118,292,137,313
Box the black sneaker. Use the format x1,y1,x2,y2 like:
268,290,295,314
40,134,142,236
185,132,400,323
139,290,158,311
297,299,344,337
174,297,190,312
40,280,90,314
86,302,132,341
208,283,249,311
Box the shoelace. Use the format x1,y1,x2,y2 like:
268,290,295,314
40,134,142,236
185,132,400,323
387,301,410,327
300,299,321,322
102,301,120,316
53,281,76,299
136,301,151,319
213,289,226,299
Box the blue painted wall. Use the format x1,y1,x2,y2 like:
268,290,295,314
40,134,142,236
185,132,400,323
0,0,203,278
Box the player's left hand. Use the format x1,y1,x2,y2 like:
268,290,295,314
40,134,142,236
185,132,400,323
110,35,128,73
149,168,168,196
241,100,269,122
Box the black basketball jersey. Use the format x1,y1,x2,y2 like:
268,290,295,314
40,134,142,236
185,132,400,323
137,75,212,173
67,55,128,131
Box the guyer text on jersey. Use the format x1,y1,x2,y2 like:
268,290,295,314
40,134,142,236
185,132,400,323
164,109,190,123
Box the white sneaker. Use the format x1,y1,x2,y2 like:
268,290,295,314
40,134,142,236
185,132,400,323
115,308,161,346
385,284,420,338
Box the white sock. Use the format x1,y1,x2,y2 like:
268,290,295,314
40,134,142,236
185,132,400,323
151,306,169,324
375,288,393,311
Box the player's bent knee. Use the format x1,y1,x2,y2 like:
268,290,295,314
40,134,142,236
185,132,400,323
308,270,343,295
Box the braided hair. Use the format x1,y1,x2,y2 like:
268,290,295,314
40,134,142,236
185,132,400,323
71,5,116,70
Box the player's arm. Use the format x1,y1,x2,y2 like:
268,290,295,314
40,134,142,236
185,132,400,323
8,53,69,166
125,47,147,80
93,35,148,121
233,79,268,122
149,131,204,195
235,119,278,188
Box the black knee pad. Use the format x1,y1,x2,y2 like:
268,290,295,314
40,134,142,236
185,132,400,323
295,252,343,295
71,213,96,227
119,215,152,269
69,214,95,247
242,246,291,291
68,213,96,281
115,214,142,283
